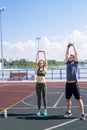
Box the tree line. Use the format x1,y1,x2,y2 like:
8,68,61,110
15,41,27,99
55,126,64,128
0,59,87,69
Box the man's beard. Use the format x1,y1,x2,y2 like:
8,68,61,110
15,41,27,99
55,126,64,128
70,60,74,63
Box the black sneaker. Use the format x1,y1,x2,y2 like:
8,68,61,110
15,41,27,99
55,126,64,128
64,111,72,117
79,114,86,121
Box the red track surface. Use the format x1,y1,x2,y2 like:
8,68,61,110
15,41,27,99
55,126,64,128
0,82,35,113
0,81,86,113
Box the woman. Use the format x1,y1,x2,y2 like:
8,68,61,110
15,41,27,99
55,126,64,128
36,50,47,116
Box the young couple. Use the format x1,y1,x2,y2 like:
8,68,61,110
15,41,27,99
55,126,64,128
35,43,86,120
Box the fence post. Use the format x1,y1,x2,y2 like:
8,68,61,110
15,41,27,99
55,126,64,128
60,69,62,80
18,70,20,80
52,68,53,80
26,69,28,80
78,68,80,79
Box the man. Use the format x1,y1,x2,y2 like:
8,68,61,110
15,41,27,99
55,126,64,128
64,43,86,120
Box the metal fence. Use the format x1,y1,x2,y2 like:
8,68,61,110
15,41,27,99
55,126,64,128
0,67,87,80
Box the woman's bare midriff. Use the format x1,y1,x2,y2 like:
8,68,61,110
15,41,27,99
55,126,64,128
37,76,46,83
67,80,76,83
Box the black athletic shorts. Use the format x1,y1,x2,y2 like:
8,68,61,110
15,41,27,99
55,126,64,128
65,82,81,99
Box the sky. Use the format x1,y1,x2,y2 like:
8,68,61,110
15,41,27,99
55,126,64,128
0,0,87,61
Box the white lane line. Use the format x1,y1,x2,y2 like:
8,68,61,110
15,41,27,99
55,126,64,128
22,100,37,107
44,118,79,130
44,113,87,130
9,104,87,109
48,92,64,94
53,92,64,108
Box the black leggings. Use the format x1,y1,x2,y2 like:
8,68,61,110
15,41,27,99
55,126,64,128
36,83,47,110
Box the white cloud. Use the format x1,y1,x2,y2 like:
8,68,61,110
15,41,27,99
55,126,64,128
3,40,36,61
2,28,87,61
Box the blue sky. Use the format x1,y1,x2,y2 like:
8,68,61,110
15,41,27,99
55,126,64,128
0,0,87,61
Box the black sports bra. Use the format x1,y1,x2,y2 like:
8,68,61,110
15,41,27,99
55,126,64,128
37,69,46,76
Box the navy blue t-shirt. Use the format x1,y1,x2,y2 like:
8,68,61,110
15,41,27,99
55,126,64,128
66,61,78,81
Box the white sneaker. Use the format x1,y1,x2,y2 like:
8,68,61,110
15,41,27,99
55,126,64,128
64,111,72,117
